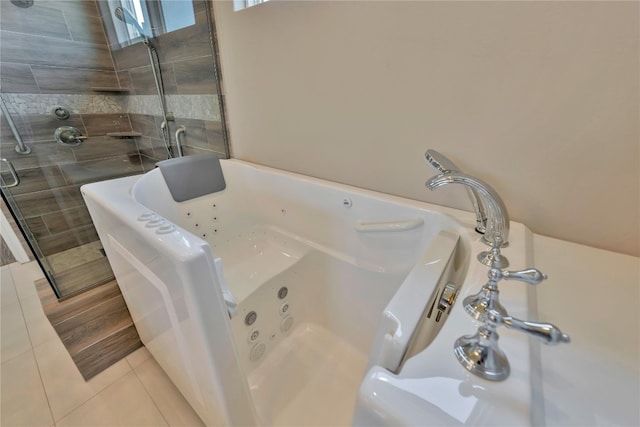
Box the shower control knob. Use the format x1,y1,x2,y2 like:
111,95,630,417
54,126,87,147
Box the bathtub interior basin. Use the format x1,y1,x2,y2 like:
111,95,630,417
132,161,474,425
82,158,537,426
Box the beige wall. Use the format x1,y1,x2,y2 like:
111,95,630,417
213,0,639,256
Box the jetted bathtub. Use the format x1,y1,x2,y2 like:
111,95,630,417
82,158,538,426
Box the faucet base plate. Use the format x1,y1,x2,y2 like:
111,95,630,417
477,250,509,268
453,332,510,382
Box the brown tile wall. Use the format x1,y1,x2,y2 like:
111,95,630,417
1,0,227,294
99,0,227,163
0,0,145,279
0,110,144,259
129,114,226,164
0,1,116,94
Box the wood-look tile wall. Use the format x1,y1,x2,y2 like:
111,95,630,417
0,0,145,281
1,0,227,295
99,0,227,163
0,1,117,93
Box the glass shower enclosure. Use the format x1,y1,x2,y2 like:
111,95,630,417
0,0,228,298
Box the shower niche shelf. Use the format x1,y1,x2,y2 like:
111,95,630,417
107,131,142,138
91,87,131,93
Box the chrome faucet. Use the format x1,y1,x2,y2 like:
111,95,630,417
426,170,510,267
453,240,570,381
425,150,487,235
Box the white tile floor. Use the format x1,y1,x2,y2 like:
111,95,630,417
1,261,205,427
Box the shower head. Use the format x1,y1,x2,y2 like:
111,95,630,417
114,6,148,38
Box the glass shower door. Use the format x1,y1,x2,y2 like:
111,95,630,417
0,183,61,297
0,119,119,299
0,0,228,298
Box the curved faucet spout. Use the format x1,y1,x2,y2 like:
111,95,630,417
426,172,509,248
425,150,488,234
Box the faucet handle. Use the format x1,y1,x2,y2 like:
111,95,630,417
484,238,547,285
454,308,570,381
488,311,570,345
495,268,548,285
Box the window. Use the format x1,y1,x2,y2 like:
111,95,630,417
233,0,269,12
105,0,196,47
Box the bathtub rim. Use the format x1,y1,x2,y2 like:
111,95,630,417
82,158,539,427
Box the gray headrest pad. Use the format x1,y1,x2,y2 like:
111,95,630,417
156,154,226,202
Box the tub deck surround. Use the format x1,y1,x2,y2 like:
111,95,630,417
534,237,639,426
81,159,538,426
354,224,536,426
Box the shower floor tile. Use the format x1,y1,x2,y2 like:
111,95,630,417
53,256,113,296
47,240,105,272
47,241,114,296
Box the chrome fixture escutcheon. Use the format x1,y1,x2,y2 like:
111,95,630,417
453,239,570,381
454,323,510,382
52,106,71,120
54,126,87,147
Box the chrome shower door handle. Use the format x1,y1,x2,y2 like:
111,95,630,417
0,158,20,188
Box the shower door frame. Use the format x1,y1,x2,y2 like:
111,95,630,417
0,188,61,297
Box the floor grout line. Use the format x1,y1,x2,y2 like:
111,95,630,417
47,368,134,425
7,261,124,426
4,263,57,426
3,263,171,427
130,360,172,427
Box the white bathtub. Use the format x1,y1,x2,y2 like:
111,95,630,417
81,159,537,426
